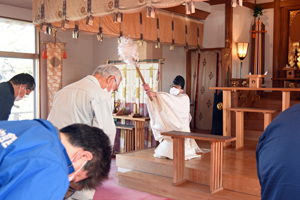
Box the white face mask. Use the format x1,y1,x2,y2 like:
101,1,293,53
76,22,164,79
103,79,116,97
69,161,87,182
15,86,25,101
169,87,180,96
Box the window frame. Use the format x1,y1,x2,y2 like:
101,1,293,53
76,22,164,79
0,16,40,119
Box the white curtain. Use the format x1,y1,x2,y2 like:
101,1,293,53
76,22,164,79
113,63,159,153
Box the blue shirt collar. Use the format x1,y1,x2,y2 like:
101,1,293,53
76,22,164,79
64,148,75,174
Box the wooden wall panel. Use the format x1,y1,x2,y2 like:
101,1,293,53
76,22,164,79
273,0,281,87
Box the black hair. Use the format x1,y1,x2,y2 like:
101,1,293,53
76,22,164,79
172,75,185,89
9,73,35,90
60,124,112,189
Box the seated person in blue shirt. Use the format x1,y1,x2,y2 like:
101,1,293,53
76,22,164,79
0,119,111,200
256,103,300,200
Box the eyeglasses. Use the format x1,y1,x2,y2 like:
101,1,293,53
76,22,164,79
63,186,77,199
24,87,32,98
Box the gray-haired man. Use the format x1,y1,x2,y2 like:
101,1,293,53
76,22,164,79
48,64,122,199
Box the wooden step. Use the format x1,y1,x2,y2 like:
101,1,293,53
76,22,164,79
118,171,260,200
116,141,261,196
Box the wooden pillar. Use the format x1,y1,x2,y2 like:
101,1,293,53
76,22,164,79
231,91,238,138
273,0,281,87
223,90,231,147
210,141,224,194
235,111,244,150
263,113,272,130
186,51,192,98
280,7,289,87
225,1,233,49
282,91,290,111
172,137,187,186
225,0,233,87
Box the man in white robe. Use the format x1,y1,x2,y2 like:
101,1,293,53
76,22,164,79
48,64,122,200
144,75,208,160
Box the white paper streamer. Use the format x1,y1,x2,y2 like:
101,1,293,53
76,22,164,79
118,36,139,66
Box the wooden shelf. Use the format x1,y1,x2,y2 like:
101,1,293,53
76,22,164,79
113,115,150,121
282,68,297,70
115,124,135,130
272,78,300,81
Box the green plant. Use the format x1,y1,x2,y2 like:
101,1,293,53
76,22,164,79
253,4,263,17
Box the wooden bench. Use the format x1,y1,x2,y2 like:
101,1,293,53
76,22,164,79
161,131,236,194
228,107,277,150
116,124,135,153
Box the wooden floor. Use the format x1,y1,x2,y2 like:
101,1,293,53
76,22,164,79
116,139,261,200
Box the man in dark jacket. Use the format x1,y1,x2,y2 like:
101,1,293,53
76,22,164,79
0,73,35,120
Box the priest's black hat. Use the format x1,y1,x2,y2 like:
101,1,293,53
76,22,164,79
172,75,185,89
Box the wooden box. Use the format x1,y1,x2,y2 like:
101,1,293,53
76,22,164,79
245,75,267,88
283,67,296,79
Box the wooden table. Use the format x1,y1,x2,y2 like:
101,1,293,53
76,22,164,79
113,115,150,150
161,131,236,194
209,87,300,142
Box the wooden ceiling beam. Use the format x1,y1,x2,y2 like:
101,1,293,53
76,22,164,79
259,0,300,9
243,2,255,10
280,0,300,8
208,0,300,9
209,0,227,6
261,2,274,9
208,0,253,6
162,5,210,20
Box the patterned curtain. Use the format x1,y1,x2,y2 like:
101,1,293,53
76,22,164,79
195,51,217,130
113,63,159,153
46,43,63,112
